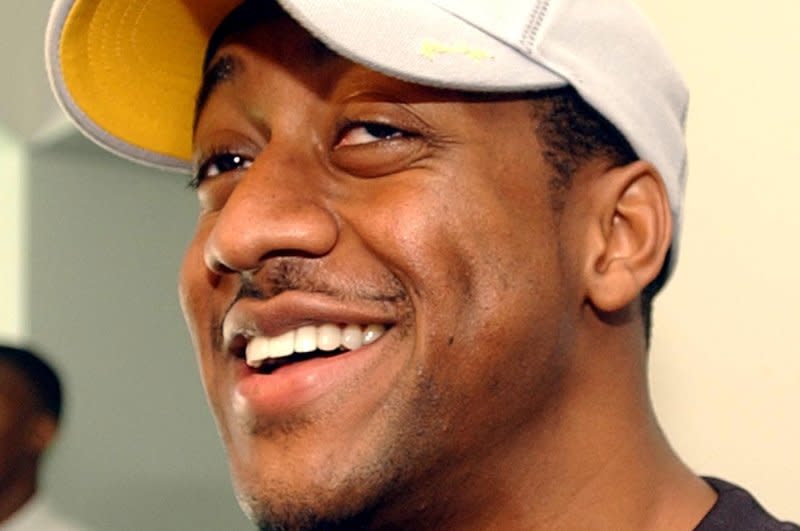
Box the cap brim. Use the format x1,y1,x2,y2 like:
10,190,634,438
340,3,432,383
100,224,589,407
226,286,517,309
47,0,241,172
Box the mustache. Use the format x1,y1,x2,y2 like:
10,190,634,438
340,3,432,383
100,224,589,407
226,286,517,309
212,258,409,351
235,258,408,303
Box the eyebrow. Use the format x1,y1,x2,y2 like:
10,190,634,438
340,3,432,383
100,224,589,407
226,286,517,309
193,54,245,131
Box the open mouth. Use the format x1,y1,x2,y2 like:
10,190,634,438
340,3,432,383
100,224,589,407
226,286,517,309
233,323,388,375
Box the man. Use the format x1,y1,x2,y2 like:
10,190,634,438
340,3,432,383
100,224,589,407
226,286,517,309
44,1,798,530
0,345,86,531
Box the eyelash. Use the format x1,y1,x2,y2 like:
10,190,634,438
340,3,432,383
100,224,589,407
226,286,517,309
189,149,252,189
335,120,416,147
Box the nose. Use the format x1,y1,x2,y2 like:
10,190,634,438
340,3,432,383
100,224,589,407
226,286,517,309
203,153,339,275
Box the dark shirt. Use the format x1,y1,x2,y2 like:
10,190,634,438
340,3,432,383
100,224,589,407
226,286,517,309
696,477,799,530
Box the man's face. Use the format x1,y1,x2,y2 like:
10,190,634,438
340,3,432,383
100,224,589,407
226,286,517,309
180,14,585,529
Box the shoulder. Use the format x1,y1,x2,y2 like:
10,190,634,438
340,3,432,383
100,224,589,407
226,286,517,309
695,477,799,531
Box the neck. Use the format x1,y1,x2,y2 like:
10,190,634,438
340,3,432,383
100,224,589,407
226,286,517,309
0,471,37,524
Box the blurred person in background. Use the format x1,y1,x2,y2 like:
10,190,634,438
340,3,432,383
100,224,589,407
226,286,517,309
0,345,87,531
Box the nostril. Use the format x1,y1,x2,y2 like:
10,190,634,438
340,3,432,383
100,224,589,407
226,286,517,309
204,246,238,275
212,260,237,275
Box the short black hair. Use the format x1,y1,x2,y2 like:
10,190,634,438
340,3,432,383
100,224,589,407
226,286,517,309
528,86,668,345
0,345,63,422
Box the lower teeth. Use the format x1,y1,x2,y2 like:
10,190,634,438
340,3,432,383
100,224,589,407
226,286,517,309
253,347,349,373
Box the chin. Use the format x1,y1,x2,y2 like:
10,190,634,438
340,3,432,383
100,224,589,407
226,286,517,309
225,435,421,531
234,480,382,531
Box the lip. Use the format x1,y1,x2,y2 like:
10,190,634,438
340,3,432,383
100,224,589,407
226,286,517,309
232,337,392,417
221,291,401,416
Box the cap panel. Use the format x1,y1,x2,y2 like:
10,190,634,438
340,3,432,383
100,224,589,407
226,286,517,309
530,0,688,268
277,0,567,92
430,0,549,56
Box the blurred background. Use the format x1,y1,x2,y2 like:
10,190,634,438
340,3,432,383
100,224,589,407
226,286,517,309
1,1,798,529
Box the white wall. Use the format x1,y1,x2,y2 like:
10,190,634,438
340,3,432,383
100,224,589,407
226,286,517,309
639,0,800,521
0,126,25,341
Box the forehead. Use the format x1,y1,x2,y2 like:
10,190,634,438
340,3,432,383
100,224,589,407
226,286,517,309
203,1,297,71
196,14,345,126
194,14,524,137
194,15,322,123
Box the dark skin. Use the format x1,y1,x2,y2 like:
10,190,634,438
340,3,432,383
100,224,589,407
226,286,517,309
0,363,57,524
180,14,716,531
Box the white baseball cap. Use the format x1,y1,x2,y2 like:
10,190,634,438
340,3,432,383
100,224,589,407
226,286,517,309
46,0,688,277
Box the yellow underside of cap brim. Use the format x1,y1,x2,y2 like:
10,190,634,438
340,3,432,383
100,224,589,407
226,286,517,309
60,0,242,163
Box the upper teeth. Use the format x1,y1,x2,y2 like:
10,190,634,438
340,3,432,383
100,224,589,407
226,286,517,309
245,323,386,368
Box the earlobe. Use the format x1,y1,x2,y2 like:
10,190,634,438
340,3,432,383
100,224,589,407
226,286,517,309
584,161,672,312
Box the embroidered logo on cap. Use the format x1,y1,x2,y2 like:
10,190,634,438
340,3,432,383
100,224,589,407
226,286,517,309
419,38,494,61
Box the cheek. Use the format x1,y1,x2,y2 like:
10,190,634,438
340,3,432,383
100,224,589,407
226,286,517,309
352,180,472,309
0,412,29,460
363,166,566,390
178,235,207,345
178,226,221,392
355,178,532,359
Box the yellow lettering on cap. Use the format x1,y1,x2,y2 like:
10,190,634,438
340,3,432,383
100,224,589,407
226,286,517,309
420,38,493,61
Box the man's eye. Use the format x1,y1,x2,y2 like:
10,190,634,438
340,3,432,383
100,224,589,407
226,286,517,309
335,122,409,148
191,153,253,188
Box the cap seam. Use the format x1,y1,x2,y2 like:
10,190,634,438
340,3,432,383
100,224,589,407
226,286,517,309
520,0,551,54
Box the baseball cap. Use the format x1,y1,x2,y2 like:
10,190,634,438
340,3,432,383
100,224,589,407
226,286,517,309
45,0,688,277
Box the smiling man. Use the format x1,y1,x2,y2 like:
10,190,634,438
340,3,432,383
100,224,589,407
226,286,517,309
44,1,798,530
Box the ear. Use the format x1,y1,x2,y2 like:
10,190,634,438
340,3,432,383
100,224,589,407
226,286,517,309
582,161,672,312
27,414,58,455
